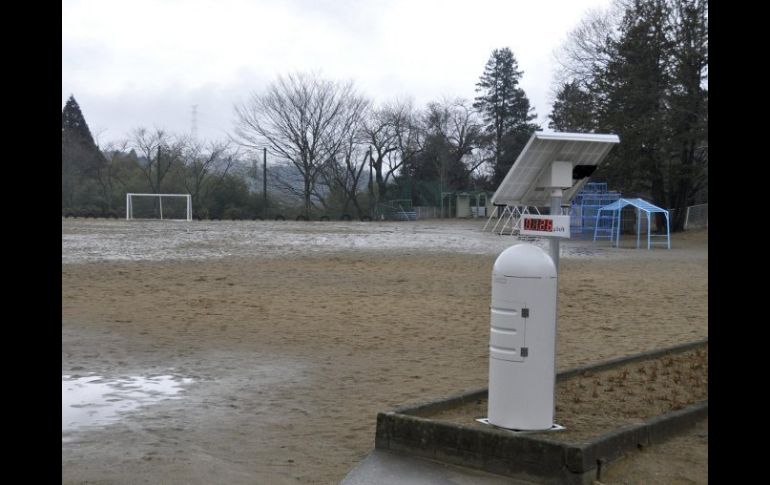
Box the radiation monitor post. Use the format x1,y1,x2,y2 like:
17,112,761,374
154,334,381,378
519,215,571,238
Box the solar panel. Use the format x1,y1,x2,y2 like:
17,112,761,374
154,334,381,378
491,132,620,207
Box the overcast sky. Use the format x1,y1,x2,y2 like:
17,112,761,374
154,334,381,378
62,0,612,147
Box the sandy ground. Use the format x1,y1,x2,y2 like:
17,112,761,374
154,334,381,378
426,345,708,443
599,418,708,485
61,220,707,484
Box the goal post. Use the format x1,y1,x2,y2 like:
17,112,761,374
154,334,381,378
126,193,192,221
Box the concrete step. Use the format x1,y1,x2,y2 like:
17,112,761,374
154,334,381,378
340,450,538,485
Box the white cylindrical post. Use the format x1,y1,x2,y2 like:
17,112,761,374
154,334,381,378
488,243,558,430
549,188,562,271
637,208,641,249
159,196,163,220
647,213,652,249
610,209,616,246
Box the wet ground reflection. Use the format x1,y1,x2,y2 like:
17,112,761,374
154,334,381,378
62,374,193,441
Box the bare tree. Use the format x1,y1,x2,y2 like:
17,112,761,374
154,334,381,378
129,127,184,194
361,103,399,201
319,119,370,217
422,98,484,187
180,138,235,214
552,1,628,89
445,98,485,175
97,139,132,212
381,98,425,196
233,72,370,218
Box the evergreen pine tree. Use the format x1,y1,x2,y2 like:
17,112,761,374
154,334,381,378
62,95,104,176
552,0,707,231
548,81,596,132
473,48,539,185
593,0,673,207
665,0,708,228
62,95,106,211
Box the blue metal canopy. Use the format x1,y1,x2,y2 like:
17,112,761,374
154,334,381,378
593,198,670,249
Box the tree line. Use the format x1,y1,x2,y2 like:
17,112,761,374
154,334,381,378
550,0,707,230
62,47,537,221
63,0,706,228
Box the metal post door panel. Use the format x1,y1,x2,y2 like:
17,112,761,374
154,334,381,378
489,304,526,362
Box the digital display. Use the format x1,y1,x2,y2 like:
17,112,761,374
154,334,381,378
523,218,553,232
519,215,570,238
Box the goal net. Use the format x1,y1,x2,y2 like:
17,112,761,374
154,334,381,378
126,193,192,221
684,203,708,230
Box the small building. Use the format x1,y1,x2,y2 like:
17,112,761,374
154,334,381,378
454,191,490,218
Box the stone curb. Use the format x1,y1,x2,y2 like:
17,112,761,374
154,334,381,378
375,339,708,484
389,338,707,417
565,400,709,474
556,338,708,381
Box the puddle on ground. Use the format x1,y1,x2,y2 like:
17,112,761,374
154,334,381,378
62,374,193,442
61,219,618,263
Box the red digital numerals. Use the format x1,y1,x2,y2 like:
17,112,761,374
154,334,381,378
523,218,552,232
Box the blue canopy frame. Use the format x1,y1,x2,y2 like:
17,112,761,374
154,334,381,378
593,198,670,249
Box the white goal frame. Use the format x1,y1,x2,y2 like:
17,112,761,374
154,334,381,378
126,193,192,221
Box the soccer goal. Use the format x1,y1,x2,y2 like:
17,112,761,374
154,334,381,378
126,193,192,221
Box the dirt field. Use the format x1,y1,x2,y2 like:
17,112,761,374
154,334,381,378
61,219,708,484
425,345,708,443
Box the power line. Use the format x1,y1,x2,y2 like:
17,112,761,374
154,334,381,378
191,104,198,140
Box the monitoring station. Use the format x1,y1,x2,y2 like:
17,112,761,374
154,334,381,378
481,132,620,431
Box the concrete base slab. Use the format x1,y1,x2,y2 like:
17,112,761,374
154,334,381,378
368,340,707,484
340,449,537,485
474,419,566,434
